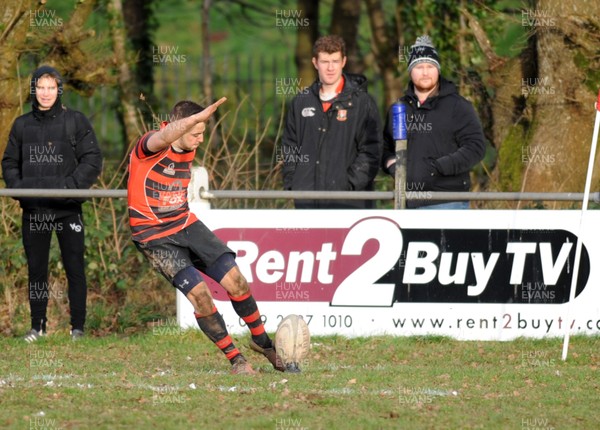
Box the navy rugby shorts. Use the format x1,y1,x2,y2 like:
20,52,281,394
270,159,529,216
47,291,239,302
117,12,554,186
134,220,236,287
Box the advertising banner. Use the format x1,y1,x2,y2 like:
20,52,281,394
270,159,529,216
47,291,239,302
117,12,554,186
177,209,600,341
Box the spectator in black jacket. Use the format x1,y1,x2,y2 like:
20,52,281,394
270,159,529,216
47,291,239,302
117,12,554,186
281,35,382,209
382,36,485,209
1,65,103,341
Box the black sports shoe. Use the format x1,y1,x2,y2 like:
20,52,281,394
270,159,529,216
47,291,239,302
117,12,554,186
71,329,85,341
230,355,256,375
248,340,286,372
23,329,44,343
283,362,301,373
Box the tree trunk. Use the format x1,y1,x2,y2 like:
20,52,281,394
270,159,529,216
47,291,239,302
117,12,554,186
123,0,155,107
0,1,35,158
330,0,364,74
464,1,600,204
295,0,319,89
523,0,600,197
0,0,103,160
46,0,107,95
364,0,401,108
463,8,529,195
201,0,213,105
108,0,142,153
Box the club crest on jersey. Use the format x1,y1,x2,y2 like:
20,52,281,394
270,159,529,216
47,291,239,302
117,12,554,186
337,109,347,121
301,107,316,118
163,163,176,175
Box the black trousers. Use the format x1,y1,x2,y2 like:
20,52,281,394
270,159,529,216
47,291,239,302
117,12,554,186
22,211,87,332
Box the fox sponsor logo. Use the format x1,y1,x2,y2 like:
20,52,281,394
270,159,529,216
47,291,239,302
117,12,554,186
158,191,186,210
207,217,590,305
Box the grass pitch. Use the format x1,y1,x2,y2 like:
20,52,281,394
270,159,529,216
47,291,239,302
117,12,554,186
1,327,598,429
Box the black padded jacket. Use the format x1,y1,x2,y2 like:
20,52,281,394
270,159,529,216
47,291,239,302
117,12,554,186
282,73,382,209
2,66,102,213
382,77,485,208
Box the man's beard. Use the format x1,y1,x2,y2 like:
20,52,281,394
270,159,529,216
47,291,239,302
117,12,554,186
413,79,439,93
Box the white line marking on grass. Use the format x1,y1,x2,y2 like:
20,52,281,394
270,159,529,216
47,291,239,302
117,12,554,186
3,369,407,399
32,373,76,381
421,388,459,397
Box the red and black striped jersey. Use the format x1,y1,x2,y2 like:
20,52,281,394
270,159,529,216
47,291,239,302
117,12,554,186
127,130,198,243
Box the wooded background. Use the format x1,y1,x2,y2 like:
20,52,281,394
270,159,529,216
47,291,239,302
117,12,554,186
1,0,600,200
1,0,600,335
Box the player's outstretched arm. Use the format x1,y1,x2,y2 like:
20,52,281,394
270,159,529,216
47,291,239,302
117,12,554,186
146,97,227,153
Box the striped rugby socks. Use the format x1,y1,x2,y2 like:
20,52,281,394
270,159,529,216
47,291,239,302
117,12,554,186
195,307,241,363
228,292,272,350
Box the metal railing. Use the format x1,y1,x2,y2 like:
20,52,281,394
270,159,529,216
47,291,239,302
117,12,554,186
197,190,600,203
0,189,126,198
0,188,599,203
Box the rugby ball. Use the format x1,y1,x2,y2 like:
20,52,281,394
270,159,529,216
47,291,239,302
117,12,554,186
275,314,310,373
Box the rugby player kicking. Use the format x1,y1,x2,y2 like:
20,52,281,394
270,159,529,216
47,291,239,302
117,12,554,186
127,98,283,374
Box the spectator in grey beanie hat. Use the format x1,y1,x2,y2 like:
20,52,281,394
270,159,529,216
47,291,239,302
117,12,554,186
407,35,441,73
381,34,486,209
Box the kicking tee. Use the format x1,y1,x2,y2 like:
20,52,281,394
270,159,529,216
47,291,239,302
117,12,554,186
128,129,198,243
